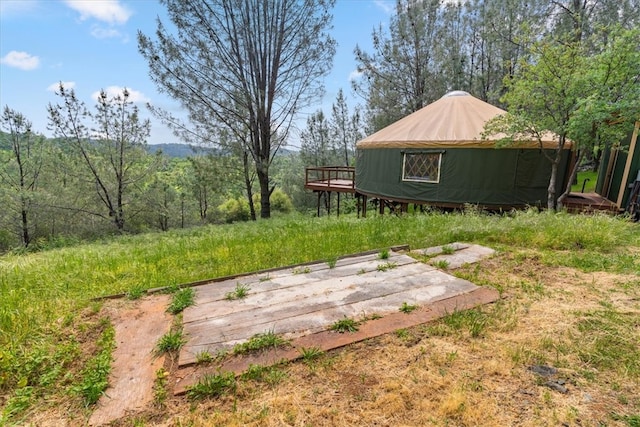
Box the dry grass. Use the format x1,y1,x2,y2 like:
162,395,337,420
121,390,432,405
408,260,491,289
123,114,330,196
97,250,640,427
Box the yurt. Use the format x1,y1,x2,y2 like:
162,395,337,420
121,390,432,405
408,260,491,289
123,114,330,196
355,91,573,209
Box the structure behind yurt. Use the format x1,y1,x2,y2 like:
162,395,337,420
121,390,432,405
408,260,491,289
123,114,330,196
355,91,573,210
595,120,640,213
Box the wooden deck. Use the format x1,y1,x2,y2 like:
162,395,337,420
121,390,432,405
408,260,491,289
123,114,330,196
304,166,356,193
563,192,620,213
174,244,499,393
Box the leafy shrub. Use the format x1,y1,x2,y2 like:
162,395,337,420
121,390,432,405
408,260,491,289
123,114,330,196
253,188,294,214
217,197,250,223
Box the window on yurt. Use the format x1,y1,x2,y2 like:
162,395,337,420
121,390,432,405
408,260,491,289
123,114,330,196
402,152,441,183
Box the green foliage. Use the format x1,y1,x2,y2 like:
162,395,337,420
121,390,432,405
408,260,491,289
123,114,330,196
376,261,398,272
217,197,250,223
155,330,186,354
167,287,195,314
575,306,640,377
241,364,287,385
153,368,169,407
233,331,289,355
378,248,390,259
330,317,359,333
72,323,116,406
428,308,490,339
254,188,294,214
572,170,597,193
126,284,146,300
441,244,455,255
399,302,418,314
186,371,236,400
195,351,213,364
225,283,250,300
327,256,338,269
485,26,640,209
432,259,450,269
299,346,324,362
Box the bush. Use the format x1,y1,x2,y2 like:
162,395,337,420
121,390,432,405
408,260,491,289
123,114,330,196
217,197,250,223
270,188,294,213
253,188,294,214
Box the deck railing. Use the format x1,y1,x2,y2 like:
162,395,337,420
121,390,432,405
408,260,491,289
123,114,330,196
304,166,355,190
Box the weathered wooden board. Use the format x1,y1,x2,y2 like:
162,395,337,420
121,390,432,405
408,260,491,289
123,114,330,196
179,250,483,366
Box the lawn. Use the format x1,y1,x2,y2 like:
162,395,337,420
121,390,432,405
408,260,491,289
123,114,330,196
1,210,639,425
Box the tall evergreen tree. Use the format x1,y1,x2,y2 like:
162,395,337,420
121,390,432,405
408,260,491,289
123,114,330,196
138,0,336,219
0,108,44,247
48,85,153,231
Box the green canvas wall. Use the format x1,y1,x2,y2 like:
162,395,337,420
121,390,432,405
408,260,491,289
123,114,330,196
355,147,571,207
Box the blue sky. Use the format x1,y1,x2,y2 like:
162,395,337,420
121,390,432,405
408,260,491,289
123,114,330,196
0,0,394,147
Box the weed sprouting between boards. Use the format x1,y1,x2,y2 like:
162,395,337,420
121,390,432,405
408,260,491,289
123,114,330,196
155,329,186,354
226,283,250,300
167,287,195,314
376,261,398,272
330,317,359,333
233,331,290,355
399,302,418,314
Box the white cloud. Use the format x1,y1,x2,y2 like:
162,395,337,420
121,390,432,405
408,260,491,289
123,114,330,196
90,26,123,39
63,0,132,25
92,86,150,103
47,81,76,92
373,0,394,15
0,50,40,70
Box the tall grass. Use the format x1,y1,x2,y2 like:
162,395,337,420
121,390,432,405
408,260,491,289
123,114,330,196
0,209,638,421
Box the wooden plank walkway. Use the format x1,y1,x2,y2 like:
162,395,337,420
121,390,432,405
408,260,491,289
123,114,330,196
179,246,494,367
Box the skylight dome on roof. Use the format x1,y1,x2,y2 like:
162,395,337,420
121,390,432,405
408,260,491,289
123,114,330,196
442,90,470,97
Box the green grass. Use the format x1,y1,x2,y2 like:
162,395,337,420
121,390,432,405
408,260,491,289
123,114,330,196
232,331,289,355
241,364,287,385
225,283,250,300
376,261,398,271
330,316,359,333
72,321,116,406
186,371,236,400
167,287,195,314
399,302,418,313
571,170,598,193
155,330,186,354
427,308,491,338
0,210,639,422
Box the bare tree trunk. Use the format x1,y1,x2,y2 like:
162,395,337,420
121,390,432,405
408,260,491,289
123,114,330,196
243,151,257,221
557,150,585,210
21,203,30,247
257,166,272,219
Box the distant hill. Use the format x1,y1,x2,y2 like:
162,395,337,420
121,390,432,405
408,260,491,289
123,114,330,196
0,133,297,159
146,143,213,158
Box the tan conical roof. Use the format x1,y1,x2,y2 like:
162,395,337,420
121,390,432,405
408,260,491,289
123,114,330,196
357,91,562,149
